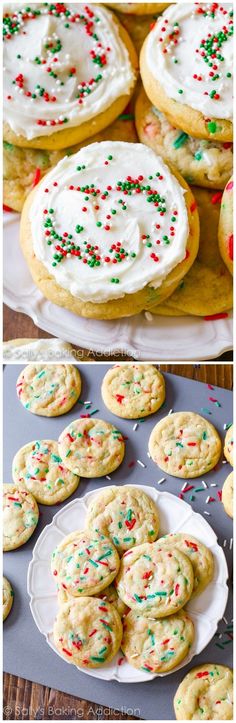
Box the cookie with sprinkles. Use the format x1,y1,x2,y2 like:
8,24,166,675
3,483,39,551
53,596,123,667
174,664,233,720
224,423,234,465
101,364,165,418
116,543,194,617
105,4,170,16
85,485,159,554
16,364,81,416
218,177,233,276
135,88,233,190
51,530,120,596
148,411,222,478
12,439,80,505
58,418,125,477
155,533,214,597
57,582,129,617
222,471,233,518
20,140,199,319
3,576,14,621
121,608,194,674
140,3,233,142
3,3,138,150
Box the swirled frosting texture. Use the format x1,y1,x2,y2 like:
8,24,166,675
29,141,189,303
3,3,135,139
146,3,233,120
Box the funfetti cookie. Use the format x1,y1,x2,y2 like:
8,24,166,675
85,485,160,553
3,3,138,150
222,472,233,519
20,140,199,320
224,424,234,465
148,411,222,478
116,543,194,617
16,364,81,416
174,664,233,720
218,177,233,276
121,609,194,674
3,577,14,621
58,418,125,477
53,597,123,667
135,88,233,190
101,364,165,418
140,3,233,142
12,440,80,505
51,530,120,596
3,483,39,551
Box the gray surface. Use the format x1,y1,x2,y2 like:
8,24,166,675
3,364,233,721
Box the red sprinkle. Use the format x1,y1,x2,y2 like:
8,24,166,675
196,671,209,678
211,191,223,205
3,203,15,212
204,313,228,320
62,648,72,656
32,167,41,187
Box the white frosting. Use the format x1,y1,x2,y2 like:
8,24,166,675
3,338,75,360
146,3,233,121
3,3,135,139
29,140,189,303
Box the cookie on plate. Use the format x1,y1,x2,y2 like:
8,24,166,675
58,418,125,477
53,597,123,667
3,116,138,212
85,485,159,553
155,533,214,597
222,472,233,519
116,543,194,617
105,4,170,15
218,178,233,276
3,4,138,150
224,424,234,466
101,364,165,418
150,187,233,317
12,440,80,505
51,530,120,596
16,364,81,416
135,88,233,190
20,140,199,319
174,664,233,720
148,411,222,478
3,483,39,551
122,608,194,674
140,3,233,142
3,577,14,621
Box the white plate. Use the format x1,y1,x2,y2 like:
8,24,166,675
27,484,228,684
4,213,233,361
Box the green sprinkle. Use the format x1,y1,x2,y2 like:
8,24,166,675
66,450,71,457
90,656,105,662
207,121,217,134
51,454,62,463
178,89,183,94
173,132,188,149
118,113,134,121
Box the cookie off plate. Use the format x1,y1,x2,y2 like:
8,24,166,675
3,213,233,361
27,484,228,684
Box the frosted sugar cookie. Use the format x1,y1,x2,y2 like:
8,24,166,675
101,364,165,418
135,89,233,190
174,664,233,720
51,530,120,596
3,4,137,150
3,115,138,212
105,4,170,15
140,3,233,142
3,483,39,551
222,472,233,519
16,364,81,416
218,177,233,275
224,424,234,465
58,418,125,477
12,440,80,505
86,485,159,553
148,411,222,478
156,533,214,597
122,609,194,674
53,597,123,667
20,140,199,319
3,577,14,621
150,187,233,317
116,543,194,617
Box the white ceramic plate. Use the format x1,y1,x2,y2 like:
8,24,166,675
4,213,233,361
27,484,228,684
